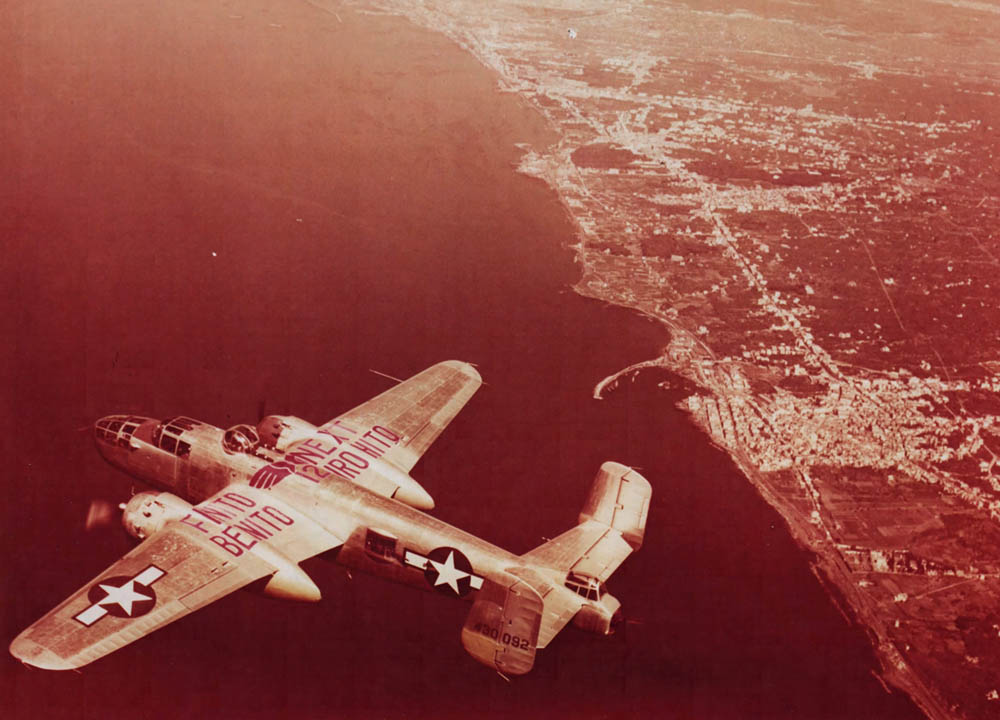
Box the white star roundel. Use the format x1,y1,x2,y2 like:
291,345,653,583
422,547,483,597
74,566,165,627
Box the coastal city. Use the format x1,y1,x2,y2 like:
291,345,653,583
357,1,1000,717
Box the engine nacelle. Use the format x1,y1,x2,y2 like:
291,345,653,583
122,491,193,540
260,565,322,602
571,593,623,636
247,542,322,602
256,415,317,453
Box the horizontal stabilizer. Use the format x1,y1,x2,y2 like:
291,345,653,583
522,462,651,577
461,575,542,676
519,462,651,647
526,521,634,584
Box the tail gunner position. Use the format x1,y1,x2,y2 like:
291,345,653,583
10,361,651,676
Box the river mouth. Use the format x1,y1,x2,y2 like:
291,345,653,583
3,1,920,718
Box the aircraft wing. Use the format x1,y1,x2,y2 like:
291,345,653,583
10,485,342,670
321,360,482,473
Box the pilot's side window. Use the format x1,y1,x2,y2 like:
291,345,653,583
161,435,177,454
176,441,191,457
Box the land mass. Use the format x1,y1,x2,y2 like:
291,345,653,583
347,1,1000,718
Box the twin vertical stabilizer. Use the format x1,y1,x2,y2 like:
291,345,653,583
462,462,651,675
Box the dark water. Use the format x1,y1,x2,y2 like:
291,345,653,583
2,1,924,718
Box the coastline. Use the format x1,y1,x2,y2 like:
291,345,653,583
6,0,991,716
346,1,1000,717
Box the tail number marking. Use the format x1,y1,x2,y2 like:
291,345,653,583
471,622,532,650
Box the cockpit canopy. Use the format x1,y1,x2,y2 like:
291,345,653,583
95,415,208,459
222,424,261,454
151,416,203,457
564,572,606,602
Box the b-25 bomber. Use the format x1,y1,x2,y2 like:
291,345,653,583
10,361,651,676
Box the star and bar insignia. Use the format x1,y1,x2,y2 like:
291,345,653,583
404,546,484,597
74,565,166,627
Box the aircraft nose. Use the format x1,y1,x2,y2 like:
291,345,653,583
93,415,155,458
94,415,123,449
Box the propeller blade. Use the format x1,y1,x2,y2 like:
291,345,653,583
84,500,118,531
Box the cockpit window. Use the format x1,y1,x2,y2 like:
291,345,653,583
152,417,203,457
116,423,140,448
163,416,201,434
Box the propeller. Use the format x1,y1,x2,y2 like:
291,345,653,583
84,499,121,532
617,614,643,650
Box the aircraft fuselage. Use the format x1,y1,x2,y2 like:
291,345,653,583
94,414,579,607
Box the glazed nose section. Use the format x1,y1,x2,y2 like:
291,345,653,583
94,416,124,468
94,415,124,449
93,415,156,461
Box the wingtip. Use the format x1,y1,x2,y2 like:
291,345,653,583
9,634,79,671
601,461,652,491
441,360,482,385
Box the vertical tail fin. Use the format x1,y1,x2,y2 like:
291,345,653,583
577,461,651,550
461,574,543,676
